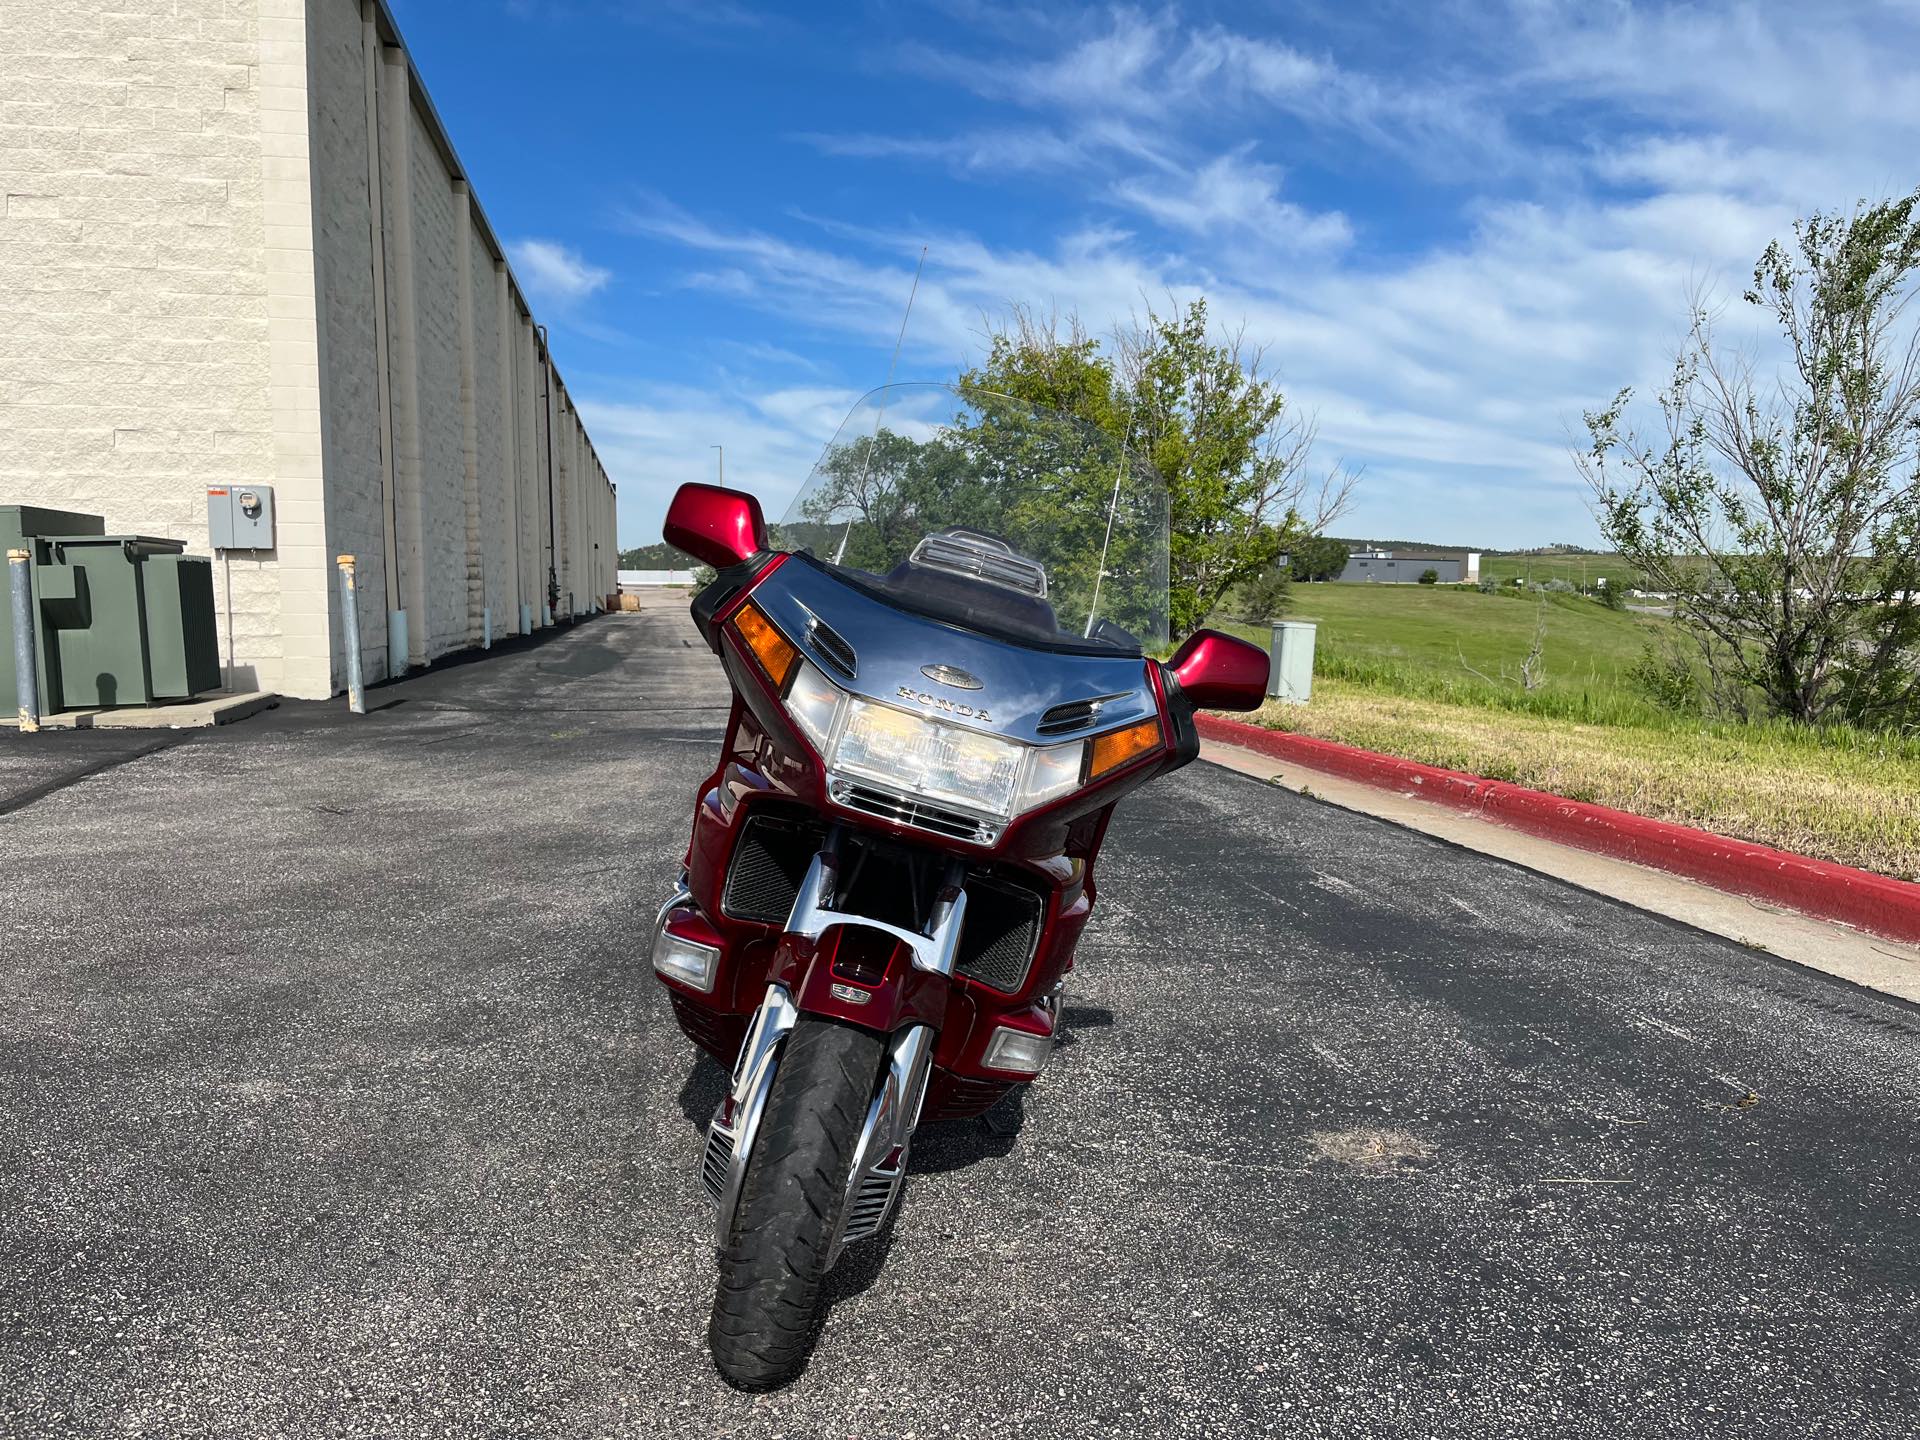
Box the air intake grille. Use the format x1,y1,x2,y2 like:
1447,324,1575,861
1037,691,1129,736
700,1126,734,1201
722,811,824,923
955,875,1044,993
833,781,998,844
806,615,857,679
841,1165,901,1245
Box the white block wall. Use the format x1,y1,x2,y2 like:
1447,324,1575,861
0,0,619,700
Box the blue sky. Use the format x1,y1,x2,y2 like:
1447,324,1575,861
386,0,1920,550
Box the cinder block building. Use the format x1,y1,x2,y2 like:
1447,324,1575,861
0,0,618,700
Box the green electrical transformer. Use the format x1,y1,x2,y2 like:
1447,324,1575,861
1,506,222,713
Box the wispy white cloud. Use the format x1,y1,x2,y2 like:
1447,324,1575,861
508,238,612,303
597,2,1920,546
581,382,857,533
892,7,1513,174
1112,149,1352,251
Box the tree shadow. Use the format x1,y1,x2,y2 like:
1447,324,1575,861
677,1051,728,1134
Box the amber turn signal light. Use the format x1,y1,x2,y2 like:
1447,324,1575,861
733,601,796,688
1088,718,1162,779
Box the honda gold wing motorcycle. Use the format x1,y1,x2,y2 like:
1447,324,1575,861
650,384,1268,1389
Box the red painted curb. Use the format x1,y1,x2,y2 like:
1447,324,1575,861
1195,711,1920,946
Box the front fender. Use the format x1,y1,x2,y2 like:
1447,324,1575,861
776,924,951,1034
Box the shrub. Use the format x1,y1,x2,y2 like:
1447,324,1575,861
1417,568,1439,585
1594,581,1626,610
1628,642,1699,712
1239,567,1293,622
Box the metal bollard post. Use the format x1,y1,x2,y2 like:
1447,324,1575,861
8,548,38,732
336,554,366,716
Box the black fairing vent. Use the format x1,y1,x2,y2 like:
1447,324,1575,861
1037,691,1129,736
955,876,1045,993
806,616,858,679
722,811,824,923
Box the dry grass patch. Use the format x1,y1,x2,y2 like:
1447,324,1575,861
1248,679,1920,880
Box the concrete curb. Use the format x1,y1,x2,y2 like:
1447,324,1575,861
1196,711,1920,946
2,691,276,730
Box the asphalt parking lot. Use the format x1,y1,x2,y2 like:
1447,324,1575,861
4,596,1918,1438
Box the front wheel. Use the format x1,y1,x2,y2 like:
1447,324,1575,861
708,1015,884,1390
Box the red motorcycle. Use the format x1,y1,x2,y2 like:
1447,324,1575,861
651,384,1268,1388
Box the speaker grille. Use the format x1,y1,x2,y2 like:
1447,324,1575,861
954,875,1044,994
721,811,824,923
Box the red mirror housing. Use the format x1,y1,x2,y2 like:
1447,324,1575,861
1165,629,1269,712
663,482,768,569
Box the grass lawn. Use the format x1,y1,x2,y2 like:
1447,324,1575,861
1477,552,1647,590
1212,583,1920,879
1218,582,1666,725
1277,581,1650,685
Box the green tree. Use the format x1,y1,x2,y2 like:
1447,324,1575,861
777,373,1171,645
969,301,1356,637
1417,568,1439,585
1288,535,1351,582
1581,193,1920,726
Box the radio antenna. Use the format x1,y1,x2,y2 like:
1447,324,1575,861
835,244,928,564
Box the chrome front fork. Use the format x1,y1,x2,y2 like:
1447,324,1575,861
828,1021,936,1265
700,843,959,1256
702,983,798,1246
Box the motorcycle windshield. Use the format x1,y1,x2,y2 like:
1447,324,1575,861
772,384,1170,655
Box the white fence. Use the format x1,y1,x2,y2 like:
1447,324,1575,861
618,568,697,588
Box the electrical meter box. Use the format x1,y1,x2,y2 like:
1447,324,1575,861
208,483,274,550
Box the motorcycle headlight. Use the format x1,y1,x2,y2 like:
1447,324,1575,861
784,658,843,752
1017,737,1085,811
745,617,1119,824
834,696,1028,818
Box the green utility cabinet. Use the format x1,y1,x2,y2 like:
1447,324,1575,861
1,506,221,712
1,505,102,715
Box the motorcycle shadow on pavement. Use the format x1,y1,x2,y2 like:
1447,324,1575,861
669,1005,1118,1370
671,1004,1118,1175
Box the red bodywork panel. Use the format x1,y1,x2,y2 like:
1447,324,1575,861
663,558,1177,1120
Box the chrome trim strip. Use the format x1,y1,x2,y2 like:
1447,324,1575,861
706,983,800,1246
828,1022,937,1265
653,873,694,932
784,850,969,977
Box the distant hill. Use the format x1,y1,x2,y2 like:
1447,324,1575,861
618,542,685,569
1329,537,1617,560
1329,535,1479,558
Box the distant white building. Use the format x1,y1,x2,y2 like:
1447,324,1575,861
619,569,698,589
1338,551,1482,584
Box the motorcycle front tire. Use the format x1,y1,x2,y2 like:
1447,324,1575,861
708,1014,885,1390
